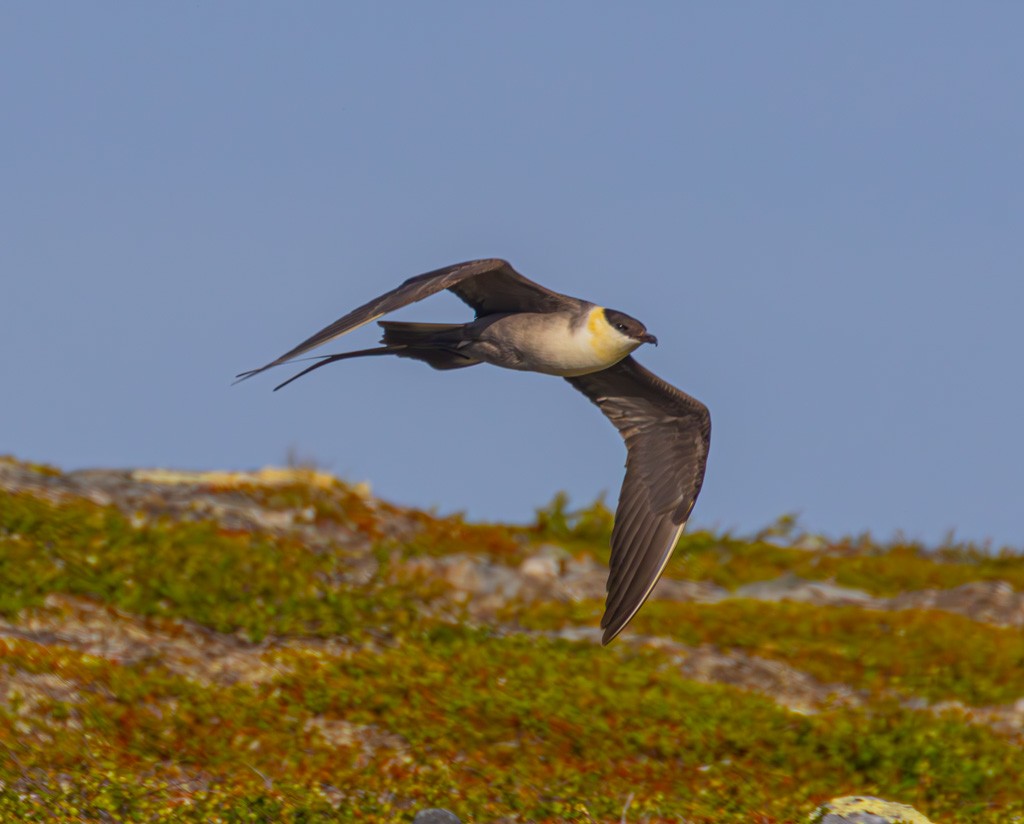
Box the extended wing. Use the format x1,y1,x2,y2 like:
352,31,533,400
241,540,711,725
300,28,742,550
237,258,570,381
566,356,711,644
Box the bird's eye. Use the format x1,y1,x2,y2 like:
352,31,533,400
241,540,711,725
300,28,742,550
616,323,628,332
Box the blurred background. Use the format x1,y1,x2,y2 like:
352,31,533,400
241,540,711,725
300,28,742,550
2,3,1022,547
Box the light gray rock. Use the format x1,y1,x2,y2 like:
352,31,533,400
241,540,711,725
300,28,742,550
886,580,1024,626
412,809,462,824
652,578,728,603
734,573,877,606
531,543,572,562
520,553,561,581
812,796,934,824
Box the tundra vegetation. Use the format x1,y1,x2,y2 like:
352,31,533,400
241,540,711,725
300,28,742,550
1,456,1022,822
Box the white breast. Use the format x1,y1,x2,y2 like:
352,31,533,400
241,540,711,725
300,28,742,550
510,307,640,377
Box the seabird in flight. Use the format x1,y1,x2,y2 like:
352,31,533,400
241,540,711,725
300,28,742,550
237,258,711,643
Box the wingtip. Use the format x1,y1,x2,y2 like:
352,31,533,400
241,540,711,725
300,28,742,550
598,521,691,647
599,614,628,645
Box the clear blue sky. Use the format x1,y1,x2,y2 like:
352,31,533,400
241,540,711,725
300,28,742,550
3,4,1022,548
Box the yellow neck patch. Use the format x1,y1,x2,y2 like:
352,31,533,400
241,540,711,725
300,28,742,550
586,306,634,362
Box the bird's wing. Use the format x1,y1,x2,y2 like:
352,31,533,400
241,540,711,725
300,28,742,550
237,258,569,380
445,260,570,316
565,356,711,644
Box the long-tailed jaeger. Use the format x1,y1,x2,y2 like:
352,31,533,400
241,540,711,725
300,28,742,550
237,258,711,643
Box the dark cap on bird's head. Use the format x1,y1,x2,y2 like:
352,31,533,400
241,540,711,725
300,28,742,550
603,308,658,346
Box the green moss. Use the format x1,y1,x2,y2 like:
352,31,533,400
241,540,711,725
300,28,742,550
670,535,1024,596
2,632,1023,821
0,455,63,476
529,495,1024,596
236,479,387,537
0,492,438,641
522,598,1024,706
529,491,615,550
4,471,1024,821
394,510,528,560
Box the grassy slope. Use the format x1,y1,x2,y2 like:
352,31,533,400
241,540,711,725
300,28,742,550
1,459,1023,822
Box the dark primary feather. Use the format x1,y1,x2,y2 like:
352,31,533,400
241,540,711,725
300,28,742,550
565,356,711,644
235,258,569,381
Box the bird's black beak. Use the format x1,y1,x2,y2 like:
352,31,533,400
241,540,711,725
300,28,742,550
639,333,658,346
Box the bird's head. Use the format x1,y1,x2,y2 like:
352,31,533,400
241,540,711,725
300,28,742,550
603,308,658,348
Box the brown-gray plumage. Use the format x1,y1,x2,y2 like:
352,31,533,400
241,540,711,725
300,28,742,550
237,258,711,643
566,357,710,642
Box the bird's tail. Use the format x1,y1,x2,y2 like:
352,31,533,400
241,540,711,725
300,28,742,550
264,321,481,390
376,321,482,371
269,347,397,391
377,321,466,346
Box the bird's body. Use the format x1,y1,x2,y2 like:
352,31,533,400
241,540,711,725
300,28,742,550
422,307,644,377
238,258,710,643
